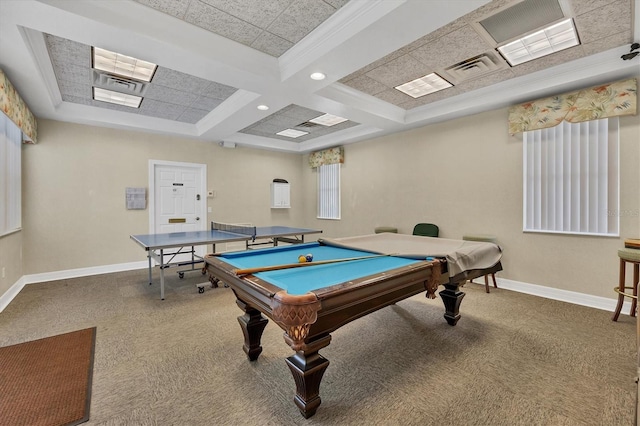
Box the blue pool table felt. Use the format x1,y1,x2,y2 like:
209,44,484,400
219,242,422,295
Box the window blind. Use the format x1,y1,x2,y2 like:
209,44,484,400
317,163,340,220
0,112,22,235
523,117,619,236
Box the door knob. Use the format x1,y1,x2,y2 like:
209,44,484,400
196,217,200,221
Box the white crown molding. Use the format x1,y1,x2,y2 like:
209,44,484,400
279,0,405,81
18,26,62,108
405,45,640,127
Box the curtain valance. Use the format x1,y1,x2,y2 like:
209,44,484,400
508,78,636,134
309,146,344,168
0,68,38,143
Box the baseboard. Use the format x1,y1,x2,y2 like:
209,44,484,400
0,276,27,313
1,263,630,315
22,261,148,285
489,277,628,314
0,261,148,313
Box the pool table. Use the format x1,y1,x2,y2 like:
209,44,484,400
203,233,502,418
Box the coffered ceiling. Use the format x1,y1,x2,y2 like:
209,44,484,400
0,0,638,153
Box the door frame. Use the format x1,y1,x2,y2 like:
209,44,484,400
148,159,207,234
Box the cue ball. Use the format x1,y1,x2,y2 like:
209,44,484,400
306,254,313,262
298,255,307,263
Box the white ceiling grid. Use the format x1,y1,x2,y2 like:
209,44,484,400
0,0,637,152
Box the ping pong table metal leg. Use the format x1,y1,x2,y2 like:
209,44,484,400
159,248,165,300
147,251,153,285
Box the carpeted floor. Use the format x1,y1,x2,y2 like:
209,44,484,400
0,269,635,425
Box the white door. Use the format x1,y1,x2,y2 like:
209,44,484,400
149,160,207,259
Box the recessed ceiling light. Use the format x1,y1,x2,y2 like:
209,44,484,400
93,87,142,108
309,113,348,126
394,73,452,98
497,19,579,66
276,129,308,138
92,47,157,82
310,72,326,80
257,105,269,111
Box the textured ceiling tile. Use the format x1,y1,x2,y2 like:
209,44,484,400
45,34,91,68
263,115,296,128
190,96,223,110
456,67,516,92
409,25,492,70
509,45,586,77
581,30,630,55
202,0,293,28
278,105,323,122
61,94,92,106
342,74,388,96
267,0,336,43
200,82,237,99
133,0,192,19
463,0,520,24
251,31,294,57
574,0,631,44
53,63,93,85
365,54,429,88
248,120,287,133
151,68,212,93
403,18,468,53
138,99,183,120
176,107,210,123
569,0,626,16
145,84,199,106
184,0,262,45
240,127,276,138
324,0,349,8
374,88,414,106
58,79,92,98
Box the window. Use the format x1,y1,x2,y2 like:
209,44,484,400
317,163,340,219
0,113,22,236
523,117,619,236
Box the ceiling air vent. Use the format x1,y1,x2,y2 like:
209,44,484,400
92,70,148,96
295,121,322,129
441,51,508,85
479,0,565,44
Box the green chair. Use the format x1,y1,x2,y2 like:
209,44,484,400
412,223,439,237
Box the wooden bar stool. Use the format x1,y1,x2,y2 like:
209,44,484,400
612,248,640,321
463,234,498,293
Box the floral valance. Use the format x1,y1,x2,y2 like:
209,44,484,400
0,68,38,143
508,78,637,134
308,146,344,168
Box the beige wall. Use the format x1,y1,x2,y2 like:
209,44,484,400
4,100,639,302
302,107,640,299
21,119,304,275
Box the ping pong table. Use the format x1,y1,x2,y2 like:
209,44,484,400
131,222,322,299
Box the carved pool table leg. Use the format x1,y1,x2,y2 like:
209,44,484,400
236,299,268,361
439,283,466,326
284,335,332,419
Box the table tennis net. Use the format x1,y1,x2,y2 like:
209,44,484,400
211,221,257,239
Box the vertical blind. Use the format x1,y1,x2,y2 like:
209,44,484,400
0,112,22,235
317,163,340,219
523,117,619,236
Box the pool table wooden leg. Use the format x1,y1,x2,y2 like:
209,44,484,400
439,283,466,326
236,298,268,361
284,335,332,419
